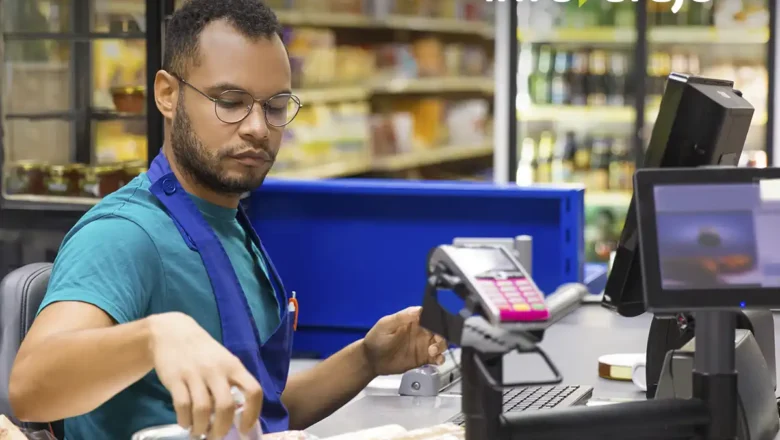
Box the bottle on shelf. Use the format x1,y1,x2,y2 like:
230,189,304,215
608,137,634,192
572,134,592,184
607,51,628,106
613,0,635,27
530,45,553,105
687,0,714,26
536,131,554,183
587,50,608,106
550,50,571,105
569,50,590,106
589,134,611,191
517,137,537,186
551,131,575,184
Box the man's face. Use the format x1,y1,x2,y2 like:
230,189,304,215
170,20,291,194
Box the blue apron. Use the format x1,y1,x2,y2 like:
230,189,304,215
146,151,293,433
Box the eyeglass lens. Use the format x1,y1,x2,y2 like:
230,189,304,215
215,91,300,126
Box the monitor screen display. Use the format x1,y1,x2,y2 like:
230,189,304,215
653,179,780,290
451,247,519,275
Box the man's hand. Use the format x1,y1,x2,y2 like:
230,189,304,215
148,312,263,439
362,307,448,376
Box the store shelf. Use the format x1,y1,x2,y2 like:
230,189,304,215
373,76,494,94
271,141,493,179
270,158,372,179
649,27,769,44
297,87,370,104
519,105,768,126
298,77,494,103
374,142,493,172
517,26,769,45
585,191,632,207
2,194,98,211
518,105,635,123
517,27,637,43
275,10,494,37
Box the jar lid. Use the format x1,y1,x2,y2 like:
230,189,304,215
94,164,124,173
125,166,149,175
14,160,48,171
50,163,84,172
111,86,145,95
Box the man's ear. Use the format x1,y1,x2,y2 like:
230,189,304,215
154,70,178,120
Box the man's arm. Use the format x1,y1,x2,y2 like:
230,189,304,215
10,303,156,421
282,340,375,430
9,218,161,422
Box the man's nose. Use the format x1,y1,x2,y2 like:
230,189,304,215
238,104,270,140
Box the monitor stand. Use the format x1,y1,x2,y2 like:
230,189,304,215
645,310,776,398
655,328,779,440
497,311,746,440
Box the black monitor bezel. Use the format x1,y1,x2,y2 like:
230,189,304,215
635,166,780,312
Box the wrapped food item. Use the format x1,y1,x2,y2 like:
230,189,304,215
0,416,26,440
0,415,55,440
265,431,320,440
324,425,407,440
322,424,464,440
387,423,464,440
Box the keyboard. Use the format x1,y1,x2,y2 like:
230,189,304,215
447,385,593,425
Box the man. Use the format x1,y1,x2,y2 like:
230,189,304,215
8,1,447,439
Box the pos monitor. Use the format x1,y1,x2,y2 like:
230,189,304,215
634,166,780,311
602,73,755,317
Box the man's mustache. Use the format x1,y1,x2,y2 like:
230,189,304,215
221,144,275,161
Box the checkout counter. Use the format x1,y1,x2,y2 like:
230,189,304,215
305,166,780,440
306,304,659,437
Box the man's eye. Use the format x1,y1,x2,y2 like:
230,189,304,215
217,100,244,109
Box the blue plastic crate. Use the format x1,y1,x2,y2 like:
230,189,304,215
246,178,585,357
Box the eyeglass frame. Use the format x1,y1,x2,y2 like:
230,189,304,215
169,72,302,127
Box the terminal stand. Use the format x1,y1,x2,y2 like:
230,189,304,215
646,310,776,399
498,312,738,440
692,311,738,440
420,263,760,440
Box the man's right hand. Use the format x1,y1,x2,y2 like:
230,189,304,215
147,312,263,439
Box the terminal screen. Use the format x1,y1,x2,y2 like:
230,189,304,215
653,179,780,290
452,247,518,275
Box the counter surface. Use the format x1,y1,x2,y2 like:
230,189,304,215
303,305,780,438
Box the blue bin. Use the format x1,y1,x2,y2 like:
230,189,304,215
246,179,584,357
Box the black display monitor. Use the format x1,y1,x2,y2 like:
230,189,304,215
602,73,755,317
634,166,780,311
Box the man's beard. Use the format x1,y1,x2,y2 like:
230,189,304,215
170,98,272,195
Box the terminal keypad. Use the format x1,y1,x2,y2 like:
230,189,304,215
478,276,549,322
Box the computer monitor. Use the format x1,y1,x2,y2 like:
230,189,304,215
602,73,755,317
634,166,780,311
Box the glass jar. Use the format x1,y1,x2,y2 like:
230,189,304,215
95,164,125,197
81,167,100,198
123,161,148,185
46,164,84,197
5,161,49,195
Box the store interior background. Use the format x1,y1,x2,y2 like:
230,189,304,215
0,0,776,279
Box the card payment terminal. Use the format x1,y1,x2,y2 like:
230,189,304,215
429,244,549,326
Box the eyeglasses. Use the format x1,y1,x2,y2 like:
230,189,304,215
172,74,301,127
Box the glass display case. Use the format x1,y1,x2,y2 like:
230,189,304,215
1,0,148,209
512,0,774,264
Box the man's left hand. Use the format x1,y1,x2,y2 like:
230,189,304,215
362,307,448,376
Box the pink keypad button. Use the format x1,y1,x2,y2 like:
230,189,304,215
499,308,549,322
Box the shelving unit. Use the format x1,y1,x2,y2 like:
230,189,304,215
510,0,774,264
0,1,498,216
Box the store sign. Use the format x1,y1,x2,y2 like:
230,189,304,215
490,0,712,15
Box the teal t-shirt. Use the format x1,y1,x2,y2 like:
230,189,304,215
37,173,281,440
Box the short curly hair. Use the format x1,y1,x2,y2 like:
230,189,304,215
163,0,282,76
